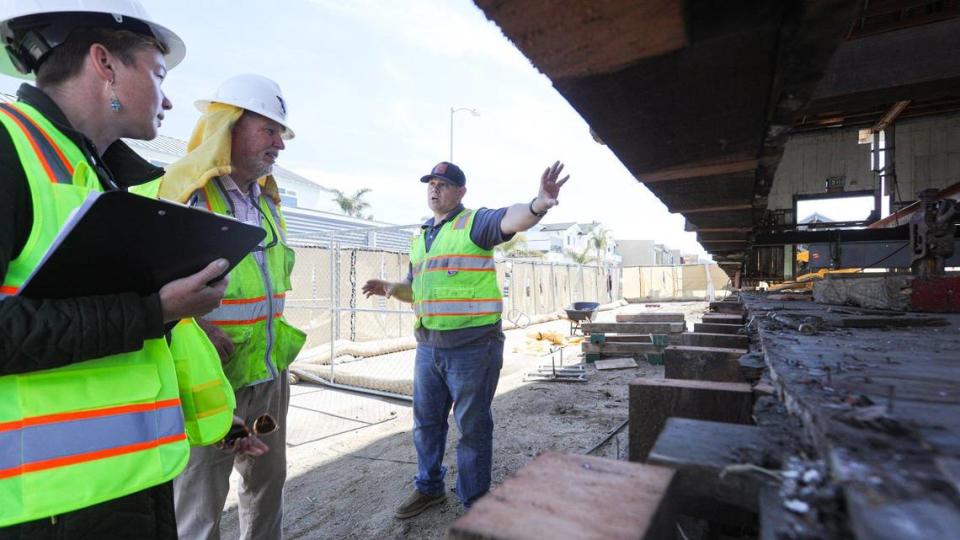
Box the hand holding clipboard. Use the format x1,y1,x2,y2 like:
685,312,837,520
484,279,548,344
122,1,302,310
19,191,267,322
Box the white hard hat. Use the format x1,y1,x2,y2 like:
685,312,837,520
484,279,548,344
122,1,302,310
0,0,185,79
196,74,295,140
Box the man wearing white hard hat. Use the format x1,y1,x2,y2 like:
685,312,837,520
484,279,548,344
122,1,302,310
150,74,305,540
0,1,231,538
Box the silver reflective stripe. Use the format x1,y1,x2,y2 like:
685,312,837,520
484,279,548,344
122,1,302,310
264,197,286,244
0,104,73,184
205,294,285,325
416,299,503,316
452,210,472,230
412,255,495,276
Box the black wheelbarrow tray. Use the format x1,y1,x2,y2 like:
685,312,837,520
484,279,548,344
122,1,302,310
564,302,600,336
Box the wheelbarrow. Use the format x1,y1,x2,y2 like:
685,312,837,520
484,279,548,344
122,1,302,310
564,302,600,336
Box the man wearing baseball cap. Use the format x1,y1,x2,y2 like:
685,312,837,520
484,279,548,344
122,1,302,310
147,74,306,540
364,160,569,517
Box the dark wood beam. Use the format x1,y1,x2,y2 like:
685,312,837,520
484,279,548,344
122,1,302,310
690,227,753,233
637,158,758,183
701,239,749,244
872,100,911,132
674,203,753,215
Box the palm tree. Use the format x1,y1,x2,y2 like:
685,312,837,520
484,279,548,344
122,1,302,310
330,188,373,219
588,224,612,266
496,233,545,259
566,246,593,265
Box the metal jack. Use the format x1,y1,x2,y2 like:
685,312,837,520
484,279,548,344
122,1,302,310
524,346,587,383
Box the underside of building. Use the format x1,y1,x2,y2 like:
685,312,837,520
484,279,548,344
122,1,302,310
446,2,960,539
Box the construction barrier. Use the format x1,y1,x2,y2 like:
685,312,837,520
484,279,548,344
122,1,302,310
622,264,732,302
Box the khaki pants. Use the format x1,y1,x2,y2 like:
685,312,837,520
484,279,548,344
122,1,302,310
173,372,290,540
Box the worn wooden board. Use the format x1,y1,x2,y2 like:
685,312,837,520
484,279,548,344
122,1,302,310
616,313,685,323
693,322,744,334
629,378,754,461
448,452,676,540
743,292,960,539
680,332,749,350
583,322,685,334
702,313,746,324
649,418,775,513
664,346,746,382
583,342,663,355
595,357,640,370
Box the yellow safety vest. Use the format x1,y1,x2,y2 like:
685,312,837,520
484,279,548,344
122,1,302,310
0,101,188,526
409,208,503,330
181,178,305,390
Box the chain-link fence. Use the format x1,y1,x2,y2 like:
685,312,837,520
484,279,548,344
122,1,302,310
284,225,623,399
621,264,733,302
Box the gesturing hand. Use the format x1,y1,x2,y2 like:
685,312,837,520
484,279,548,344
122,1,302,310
362,279,396,299
535,161,570,212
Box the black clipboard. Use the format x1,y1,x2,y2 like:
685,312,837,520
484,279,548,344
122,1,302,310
19,190,267,299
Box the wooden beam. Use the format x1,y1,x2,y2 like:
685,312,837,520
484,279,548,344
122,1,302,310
690,227,752,233
629,378,754,461
637,158,758,183
674,203,753,214
872,100,911,132
699,239,749,244
449,452,677,540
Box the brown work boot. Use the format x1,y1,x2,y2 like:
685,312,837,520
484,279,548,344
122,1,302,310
395,490,447,519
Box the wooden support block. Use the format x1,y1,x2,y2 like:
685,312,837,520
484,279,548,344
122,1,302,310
448,452,676,540
664,346,746,382
583,322,685,334
595,357,639,370
702,313,746,324
629,378,753,462
649,418,775,516
582,342,662,356
709,301,744,314
680,332,749,350
616,313,685,323
694,322,743,335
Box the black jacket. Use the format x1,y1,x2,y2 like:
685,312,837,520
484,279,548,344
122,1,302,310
0,85,176,539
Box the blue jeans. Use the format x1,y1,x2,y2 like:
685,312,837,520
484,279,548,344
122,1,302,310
412,338,504,507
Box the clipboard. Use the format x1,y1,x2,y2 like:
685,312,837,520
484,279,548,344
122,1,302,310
19,190,267,299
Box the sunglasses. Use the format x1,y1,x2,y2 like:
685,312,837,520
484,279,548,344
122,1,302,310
222,413,279,445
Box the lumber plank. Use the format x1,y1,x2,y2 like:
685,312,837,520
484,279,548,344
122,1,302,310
448,452,676,540
583,322,685,334
693,322,744,335
629,378,753,462
701,313,746,324
680,332,749,350
595,357,639,370
616,313,686,323
649,418,774,513
582,342,663,355
709,301,745,314
664,346,747,382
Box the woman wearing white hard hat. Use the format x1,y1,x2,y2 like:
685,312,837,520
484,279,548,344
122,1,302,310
0,1,229,538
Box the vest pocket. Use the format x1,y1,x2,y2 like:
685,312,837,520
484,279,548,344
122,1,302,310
273,318,306,372
433,286,475,300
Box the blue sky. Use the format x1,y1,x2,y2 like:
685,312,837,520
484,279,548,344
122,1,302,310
0,0,706,257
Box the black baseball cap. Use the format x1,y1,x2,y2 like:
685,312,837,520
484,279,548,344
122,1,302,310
420,162,466,187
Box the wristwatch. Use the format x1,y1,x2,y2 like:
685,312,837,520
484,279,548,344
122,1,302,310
528,197,548,218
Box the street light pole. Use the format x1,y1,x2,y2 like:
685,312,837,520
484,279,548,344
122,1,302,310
449,106,479,162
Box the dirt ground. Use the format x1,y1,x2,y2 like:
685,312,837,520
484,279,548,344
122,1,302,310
218,301,710,539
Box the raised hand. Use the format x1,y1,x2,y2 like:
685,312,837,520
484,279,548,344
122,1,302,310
535,161,570,212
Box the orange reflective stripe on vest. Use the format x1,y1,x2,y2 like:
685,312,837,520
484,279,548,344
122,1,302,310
205,293,286,326
0,104,73,184
0,398,186,480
